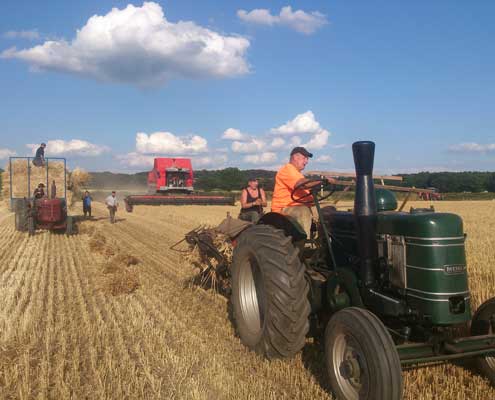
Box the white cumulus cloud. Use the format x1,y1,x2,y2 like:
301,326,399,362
231,138,266,153
314,155,333,163
2,2,250,87
244,152,277,164
271,111,321,135
117,151,227,169
117,152,155,168
271,111,330,150
26,139,109,156
0,148,17,159
3,30,40,40
136,131,208,155
192,154,228,168
237,6,327,35
303,129,330,150
449,142,495,153
269,137,285,149
222,128,249,141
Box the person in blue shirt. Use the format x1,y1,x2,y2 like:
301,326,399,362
82,191,93,218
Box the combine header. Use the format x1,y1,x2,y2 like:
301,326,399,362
124,158,235,212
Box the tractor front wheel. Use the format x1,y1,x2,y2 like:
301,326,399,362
231,224,310,359
325,307,403,400
471,297,495,385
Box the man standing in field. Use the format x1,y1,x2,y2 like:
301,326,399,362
271,147,320,237
32,143,46,167
105,191,118,224
82,191,93,218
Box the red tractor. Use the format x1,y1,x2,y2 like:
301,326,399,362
10,157,75,236
124,157,235,212
418,187,442,201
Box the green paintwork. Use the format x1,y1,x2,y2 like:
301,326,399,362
375,189,398,211
327,209,471,325
377,210,464,238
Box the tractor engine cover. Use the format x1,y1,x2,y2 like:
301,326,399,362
34,198,65,223
327,208,471,325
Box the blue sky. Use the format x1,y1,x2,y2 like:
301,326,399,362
0,0,494,173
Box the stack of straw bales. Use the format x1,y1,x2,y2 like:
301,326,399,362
1,159,90,208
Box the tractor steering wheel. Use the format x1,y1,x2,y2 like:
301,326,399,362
290,178,334,204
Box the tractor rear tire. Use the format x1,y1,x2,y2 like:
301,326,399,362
14,199,28,232
66,216,74,235
325,307,403,400
471,297,495,385
231,224,310,359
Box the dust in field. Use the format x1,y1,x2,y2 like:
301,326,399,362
0,200,495,399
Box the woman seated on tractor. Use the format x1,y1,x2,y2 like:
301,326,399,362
239,177,267,223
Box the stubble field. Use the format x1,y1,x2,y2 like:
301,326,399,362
0,200,494,399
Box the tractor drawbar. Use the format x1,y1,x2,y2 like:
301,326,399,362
352,141,378,288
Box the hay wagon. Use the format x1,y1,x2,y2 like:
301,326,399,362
9,156,74,235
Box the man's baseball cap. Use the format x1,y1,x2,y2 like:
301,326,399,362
290,146,313,158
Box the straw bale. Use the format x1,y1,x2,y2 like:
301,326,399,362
69,168,91,205
0,161,92,209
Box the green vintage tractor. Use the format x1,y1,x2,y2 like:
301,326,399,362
228,141,495,399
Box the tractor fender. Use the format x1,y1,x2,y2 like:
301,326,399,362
257,212,306,242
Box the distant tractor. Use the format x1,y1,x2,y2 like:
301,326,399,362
418,187,442,200
10,157,74,236
124,157,235,211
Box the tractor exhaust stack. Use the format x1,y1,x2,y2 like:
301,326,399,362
352,141,378,288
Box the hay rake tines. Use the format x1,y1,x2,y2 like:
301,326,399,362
171,225,231,293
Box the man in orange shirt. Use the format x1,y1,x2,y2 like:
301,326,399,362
271,147,317,237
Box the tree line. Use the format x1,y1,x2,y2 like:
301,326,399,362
195,169,495,193
5,168,493,194
399,171,495,193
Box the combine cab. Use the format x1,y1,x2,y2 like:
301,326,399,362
124,158,235,212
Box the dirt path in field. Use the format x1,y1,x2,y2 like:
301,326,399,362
0,201,494,399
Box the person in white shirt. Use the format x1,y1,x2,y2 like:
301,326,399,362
105,191,118,224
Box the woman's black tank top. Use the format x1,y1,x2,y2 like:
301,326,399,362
241,188,262,213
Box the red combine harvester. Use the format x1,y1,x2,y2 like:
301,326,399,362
124,158,235,212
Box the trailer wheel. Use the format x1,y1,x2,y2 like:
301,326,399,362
231,224,310,359
471,297,495,385
325,307,403,400
65,216,74,235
